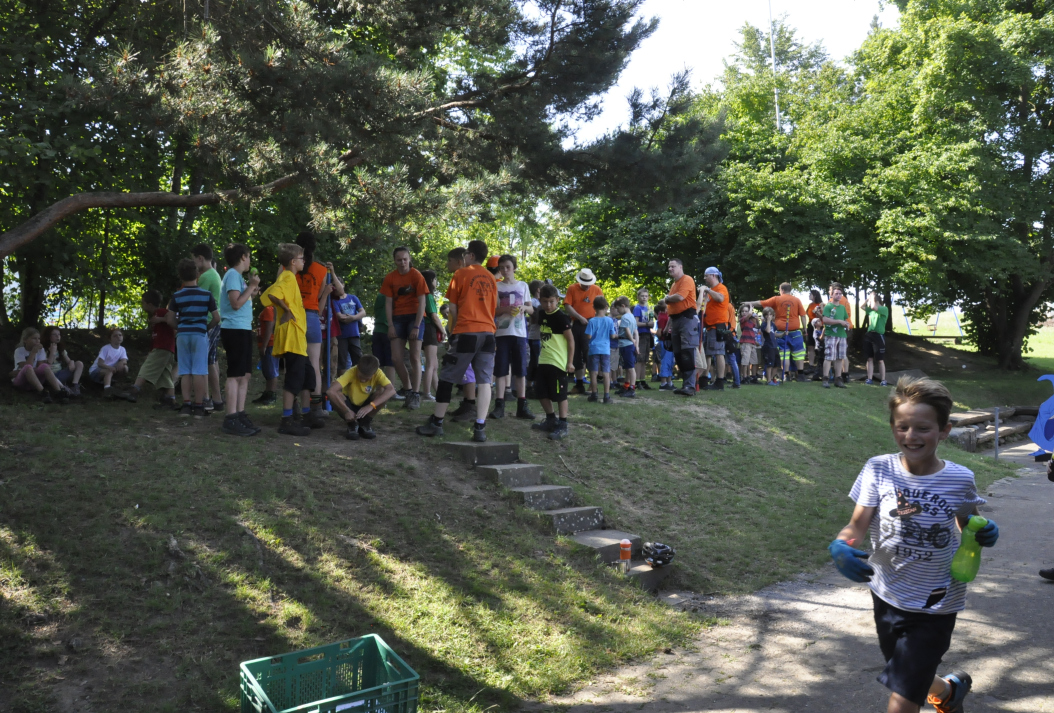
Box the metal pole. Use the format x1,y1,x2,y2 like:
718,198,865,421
324,272,333,411
951,306,964,336
933,311,939,335
768,0,781,133
994,407,1000,460
903,305,912,335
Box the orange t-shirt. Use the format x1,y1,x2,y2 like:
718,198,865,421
296,261,328,311
760,294,808,332
726,301,737,326
702,283,730,326
666,275,697,315
446,264,497,334
563,283,604,320
258,305,275,347
381,268,428,316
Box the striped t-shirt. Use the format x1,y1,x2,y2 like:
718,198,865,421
168,287,217,335
849,454,985,613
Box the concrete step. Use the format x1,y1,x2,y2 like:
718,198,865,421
626,560,674,592
975,420,1032,444
442,441,519,467
540,506,603,535
509,485,574,511
950,407,1018,427
570,530,642,563
477,463,543,488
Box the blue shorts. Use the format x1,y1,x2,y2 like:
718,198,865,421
305,310,322,345
587,352,610,374
619,344,637,372
371,331,393,367
260,345,279,379
776,329,806,363
207,324,221,365
494,335,529,378
177,332,209,376
392,313,425,341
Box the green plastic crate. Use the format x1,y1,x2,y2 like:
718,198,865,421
240,635,419,713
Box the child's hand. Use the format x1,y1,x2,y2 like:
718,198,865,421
355,404,374,420
565,361,574,374
280,311,295,325
975,519,999,547
828,539,874,582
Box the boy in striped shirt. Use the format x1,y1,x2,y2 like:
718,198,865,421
828,377,1000,713
166,258,219,416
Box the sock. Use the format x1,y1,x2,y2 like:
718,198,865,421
558,417,567,424
545,412,556,420
302,406,311,415
104,385,111,391
476,418,486,426
517,398,527,406
432,415,444,425
283,408,293,417
495,398,504,406
193,402,203,408
184,400,192,406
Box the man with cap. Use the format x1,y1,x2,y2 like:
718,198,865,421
563,268,604,394
661,259,700,396
699,266,730,390
743,283,809,382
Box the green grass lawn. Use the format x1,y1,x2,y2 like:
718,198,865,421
0,334,1043,712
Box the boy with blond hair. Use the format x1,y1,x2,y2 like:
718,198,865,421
260,243,313,436
326,354,396,440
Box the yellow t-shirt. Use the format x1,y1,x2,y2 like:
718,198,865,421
261,270,307,357
336,366,392,406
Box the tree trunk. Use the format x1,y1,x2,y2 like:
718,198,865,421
997,274,1049,369
0,260,9,328
16,256,45,328
96,212,110,329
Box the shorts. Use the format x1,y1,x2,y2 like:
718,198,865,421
669,312,700,352
54,368,73,385
12,363,51,390
637,333,653,364
423,320,440,347
776,329,806,363
619,344,637,373
137,349,176,389
535,363,568,403
806,325,816,347
305,310,322,345
221,328,254,378
609,347,619,370
439,332,496,386
177,332,209,376
762,345,780,368
494,335,529,378
587,352,610,374
740,342,758,366
371,331,393,367
260,345,279,379
703,326,726,357
824,336,848,362
872,592,956,706
282,352,317,395
864,331,886,360
207,324,222,365
392,313,425,341
571,320,588,371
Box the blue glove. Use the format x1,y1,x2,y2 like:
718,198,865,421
828,539,874,583
975,519,999,547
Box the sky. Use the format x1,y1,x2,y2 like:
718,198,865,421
572,0,900,142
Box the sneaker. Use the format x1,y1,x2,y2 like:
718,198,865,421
1040,568,1054,581
178,403,194,416
344,421,361,440
795,374,807,383
278,415,311,436
619,388,636,398
416,416,444,437
302,409,326,429
532,416,557,432
69,383,81,397
929,671,972,713
823,379,831,389
835,378,848,389
731,382,741,389
549,421,568,440
405,391,421,410
393,388,409,402
515,400,535,420
155,395,177,411
192,404,209,418
865,379,874,385
55,389,70,404
639,381,651,390
587,392,598,402
571,382,586,395
237,412,262,434
659,383,674,391
359,423,377,440
212,399,225,410
202,397,215,412
39,389,54,404
651,374,660,382
880,380,888,386
838,377,849,388
450,400,477,422
222,414,254,436
423,393,436,402
489,399,506,420
706,379,725,391
672,387,695,396
103,388,116,400
252,390,277,405
471,422,487,443
811,373,823,382
118,390,138,403
603,394,612,404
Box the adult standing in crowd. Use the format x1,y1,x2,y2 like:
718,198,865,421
863,292,889,386
191,243,224,411
294,231,332,427
381,246,428,410
662,259,699,396
699,266,730,391
563,268,604,394
743,283,809,382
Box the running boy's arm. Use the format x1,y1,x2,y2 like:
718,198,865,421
836,504,876,544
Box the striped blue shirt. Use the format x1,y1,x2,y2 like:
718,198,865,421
168,287,217,335
849,454,985,613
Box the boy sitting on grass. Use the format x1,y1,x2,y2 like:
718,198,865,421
129,289,177,408
583,295,616,403
89,327,130,398
829,377,999,713
326,354,396,440
531,283,574,440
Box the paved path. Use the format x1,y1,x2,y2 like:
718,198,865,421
545,463,1054,712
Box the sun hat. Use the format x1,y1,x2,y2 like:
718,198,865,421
576,268,596,286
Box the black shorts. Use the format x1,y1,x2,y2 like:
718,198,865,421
873,592,957,706
220,328,254,378
423,319,440,347
535,363,568,403
371,332,393,367
282,352,317,395
864,331,886,360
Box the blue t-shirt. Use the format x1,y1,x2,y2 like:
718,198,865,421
168,287,217,335
632,304,654,335
584,315,616,356
618,313,636,348
220,268,253,330
333,294,364,338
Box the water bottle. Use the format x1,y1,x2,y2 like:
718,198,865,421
950,515,988,583
619,539,632,574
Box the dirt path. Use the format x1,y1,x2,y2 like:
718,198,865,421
542,466,1054,712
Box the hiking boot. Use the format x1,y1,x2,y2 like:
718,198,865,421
471,422,487,443
795,374,807,383
811,373,823,382
839,376,849,388
929,671,972,713
344,421,361,440
672,386,695,396
731,382,741,389
69,383,81,397
549,421,568,440
222,414,255,436
155,395,177,411
619,388,636,398
639,380,651,390
278,415,311,436
1040,568,1054,581
450,400,477,422
587,392,598,402
603,394,612,404
404,391,421,410
303,409,326,429
515,400,535,420
706,379,725,391
238,412,262,435
834,378,848,389
192,404,209,418
118,389,137,403
823,379,831,389
416,416,444,437
489,399,506,420
252,390,276,405
202,397,215,412
178,403,194,416
532,415,557,432
54,389,70,404
359,423,377,440
571,382,586,395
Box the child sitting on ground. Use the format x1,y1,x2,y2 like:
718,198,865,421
166,258,219,416
89,327,130,398
583,295,616,403
129,289,178,408
41,326,83,397
11,328,70,403
326,354,397,440
532,283,574,440
613,296,639,398
760,307,780,385
829,377,998,713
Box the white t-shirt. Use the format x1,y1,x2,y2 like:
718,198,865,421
14,347,46,368
495,280,530,338
91,344,128,372
849,453,985,613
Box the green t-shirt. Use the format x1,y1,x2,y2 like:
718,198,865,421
426,293,438,315
373,294,388,332
865,305,888,334
823,302,848,339
539,308,573,369
198,267,222,305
